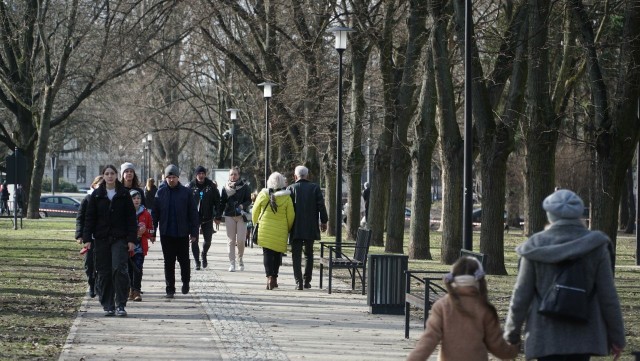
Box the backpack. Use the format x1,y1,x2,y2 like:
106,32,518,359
537,258,591,323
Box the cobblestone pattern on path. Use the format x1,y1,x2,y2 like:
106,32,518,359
191,270,289,361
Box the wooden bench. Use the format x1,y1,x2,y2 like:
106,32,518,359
459,249,487,269
319,228,371,295
404,270,449,338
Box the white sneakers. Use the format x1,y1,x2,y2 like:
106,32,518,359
228,262,236,272
228,259,244,272
238,257,244,271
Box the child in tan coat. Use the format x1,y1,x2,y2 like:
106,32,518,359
407,257,519,361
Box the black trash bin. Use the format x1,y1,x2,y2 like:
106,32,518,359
367,254,408,315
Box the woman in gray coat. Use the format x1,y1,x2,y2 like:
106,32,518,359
504,189,625,361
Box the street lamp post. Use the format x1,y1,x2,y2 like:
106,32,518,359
227,108,239,167
258,82,277,187
329,26,354,255
142,138,147,181
462,0,473,251
147,133,153,181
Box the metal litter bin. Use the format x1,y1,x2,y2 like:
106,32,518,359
367,254,408,315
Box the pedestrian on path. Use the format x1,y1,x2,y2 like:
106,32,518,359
287,165,327,290
152,164,199,298
82,165,137,317
188,166,220,270
75,175,103,298
407,256,519,361
144,178,157,214
128,189,154,302
215,167,252,272
120,162,147,206
252,172,294,290
504,189,625,361
0,181,9,215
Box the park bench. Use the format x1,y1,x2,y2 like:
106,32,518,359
319,228,371,295
404,249,486,338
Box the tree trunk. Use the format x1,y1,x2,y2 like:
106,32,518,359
345,30,371,241
523,0,557,236
323,150,337,237
432,0,464,264
385,0,429,254
409,44,438,260
623,166,636,234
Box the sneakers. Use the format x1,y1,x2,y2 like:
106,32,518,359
228,262,236,272
202,252,208,268
195,261,201,271
238,257,244,271
164,293,175,299
116,306,127,317
104,308,115,317
132,290,142,302
181,284,190,295
304,281,312,289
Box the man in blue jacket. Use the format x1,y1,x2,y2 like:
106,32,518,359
152,164,199,298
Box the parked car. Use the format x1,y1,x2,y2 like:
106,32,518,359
471,208,523,225
39,195,81,218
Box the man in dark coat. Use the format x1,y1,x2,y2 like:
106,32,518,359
152,164,199,298
287,165,328,290
188,166,220,270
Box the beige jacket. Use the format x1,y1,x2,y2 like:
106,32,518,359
407,287,519,361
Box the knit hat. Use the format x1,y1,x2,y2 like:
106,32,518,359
542,189,584,222
195,165,207,174
130,189,141,198
164,164,179,177
120,162,135,177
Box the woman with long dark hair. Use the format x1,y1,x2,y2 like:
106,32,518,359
82,165,137,316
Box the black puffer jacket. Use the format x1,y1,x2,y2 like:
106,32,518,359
188,178,220,223
82,183,137,245
216,180,252,219
74,193,91,240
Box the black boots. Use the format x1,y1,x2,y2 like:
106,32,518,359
202,252,208,269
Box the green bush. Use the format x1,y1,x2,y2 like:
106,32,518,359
41,177,78,192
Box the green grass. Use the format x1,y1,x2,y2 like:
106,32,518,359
0,219,85,360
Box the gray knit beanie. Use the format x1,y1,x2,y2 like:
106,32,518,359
543,189,584,222
164,164,179,177
120,162,135,177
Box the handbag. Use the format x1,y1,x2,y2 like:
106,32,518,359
251,205,267,245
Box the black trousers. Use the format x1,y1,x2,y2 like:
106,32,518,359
191,221,214,263
93,239,129,310
160,236,190,294
291,239,314,283
263,247,282,277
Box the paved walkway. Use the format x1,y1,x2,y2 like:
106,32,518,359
59,228,427,360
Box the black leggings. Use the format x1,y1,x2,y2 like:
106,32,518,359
263,247,282,277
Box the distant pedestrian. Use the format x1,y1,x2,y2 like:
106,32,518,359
144,178,157,213
0,181,9,215
287,165,327,290
152,164,199,298
82,165,137,317
407,256,519,361
128,189,154,302
504,189,626,361
252,172,294,290
188,166,220,270
75,175,103,298
14,184,24,215
120,162,147,206
362,182,370,220
215,167,252,272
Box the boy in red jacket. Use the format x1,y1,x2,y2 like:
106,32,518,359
128,189,154,301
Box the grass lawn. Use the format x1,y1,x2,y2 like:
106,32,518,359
0,218,85,360
0,218,637,360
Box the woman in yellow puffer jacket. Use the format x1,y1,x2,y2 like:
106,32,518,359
252,172,295,290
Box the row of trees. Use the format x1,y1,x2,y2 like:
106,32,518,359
1,1,638,274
